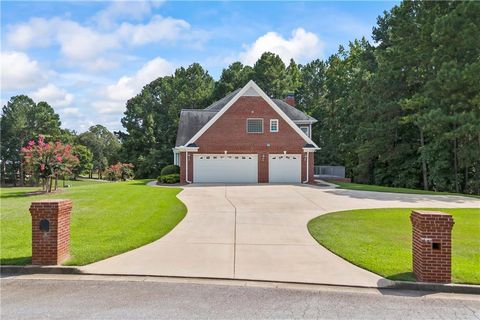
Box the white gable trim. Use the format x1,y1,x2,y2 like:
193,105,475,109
184,80,319,148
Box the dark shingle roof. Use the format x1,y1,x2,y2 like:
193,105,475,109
175,110,217,147
175,90,317,147
204,89,241,111
272,99,316,122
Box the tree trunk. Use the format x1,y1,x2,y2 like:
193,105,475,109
54,175,58,191
48,177,53,193
453,138,459,193
19,161,24,187
464,165,468,193
1,161,6,186
419,128,429,191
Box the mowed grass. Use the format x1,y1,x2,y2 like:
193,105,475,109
332,181,480,198
308,208,480,284
0,180,186,266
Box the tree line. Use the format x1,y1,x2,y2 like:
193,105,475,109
1,95,121,186
119,1,479,194
2,1,478,194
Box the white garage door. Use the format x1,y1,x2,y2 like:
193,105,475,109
193,154,258,183
269,154,301,183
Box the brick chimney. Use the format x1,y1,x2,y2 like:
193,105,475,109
284,93,296,107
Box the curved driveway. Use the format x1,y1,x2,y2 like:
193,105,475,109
81,184,479,287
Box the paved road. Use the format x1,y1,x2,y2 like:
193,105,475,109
82,184,480,287
1,275,479,320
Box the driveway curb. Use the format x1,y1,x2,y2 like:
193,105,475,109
391,280,480,295
1,265,81,275
3,265,479,294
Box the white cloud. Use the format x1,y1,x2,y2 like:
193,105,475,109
95,57,175,114
239,28,324,65
118,15,190,45
4,17,56,49
56,21,119,62
93,0,164,29
6,18,118,70
30,83,74,107
5,13,194,70
1,51,46,90
60,107,80,115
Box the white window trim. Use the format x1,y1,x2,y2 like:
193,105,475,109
270,119,279,132
300,126,310,138
246,118,264,134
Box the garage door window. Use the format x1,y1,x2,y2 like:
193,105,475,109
247,118,263,133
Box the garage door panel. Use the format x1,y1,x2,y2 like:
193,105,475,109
194,154,258,183
269,154,301,183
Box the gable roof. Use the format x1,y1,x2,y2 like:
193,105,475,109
203,88,316,122
175,80,318,148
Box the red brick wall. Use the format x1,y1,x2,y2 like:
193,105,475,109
30,199,72,265
410,210,454,283
180,96,314,183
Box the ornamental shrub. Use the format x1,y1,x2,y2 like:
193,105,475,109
160,164,180,176
21,135,79,192
160,174,180,184
105,162,135,181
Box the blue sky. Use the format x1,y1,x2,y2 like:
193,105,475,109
1,1,397,133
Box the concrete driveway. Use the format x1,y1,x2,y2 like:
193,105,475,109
81,184,479,287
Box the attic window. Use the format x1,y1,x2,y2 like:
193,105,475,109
270,119,279,132
247,118,263,133
300,126,310,137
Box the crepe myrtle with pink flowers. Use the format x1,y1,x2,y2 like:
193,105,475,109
21,135,79,192
105,162,135,181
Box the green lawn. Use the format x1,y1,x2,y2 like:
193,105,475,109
332,181,480,198
0,180,186,266
308,208,480,284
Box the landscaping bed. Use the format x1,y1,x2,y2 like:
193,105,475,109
308,208,480,284
0,180,186,266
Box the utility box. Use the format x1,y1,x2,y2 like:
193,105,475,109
410,210,454,283
30,199,73,265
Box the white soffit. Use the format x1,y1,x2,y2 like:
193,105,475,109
243,87,260,96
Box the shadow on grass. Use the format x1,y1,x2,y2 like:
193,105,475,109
0,190,41,199
128,180,151,186
386,272,416,282
0,189,63,199
1,256,31,265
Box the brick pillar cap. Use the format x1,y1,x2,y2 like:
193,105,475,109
30,199,73,213
31,199,72,204
411,210,452,216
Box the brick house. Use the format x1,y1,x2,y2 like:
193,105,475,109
173,80,319,184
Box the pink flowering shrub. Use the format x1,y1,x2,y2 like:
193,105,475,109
105,162,134,181
21,135,79,192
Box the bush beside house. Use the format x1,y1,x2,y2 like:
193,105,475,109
158,165,180,184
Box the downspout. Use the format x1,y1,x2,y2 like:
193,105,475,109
185,150,192,184
303,151,309,184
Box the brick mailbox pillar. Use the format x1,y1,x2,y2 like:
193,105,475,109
29,199,73,265
410,210,454,283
